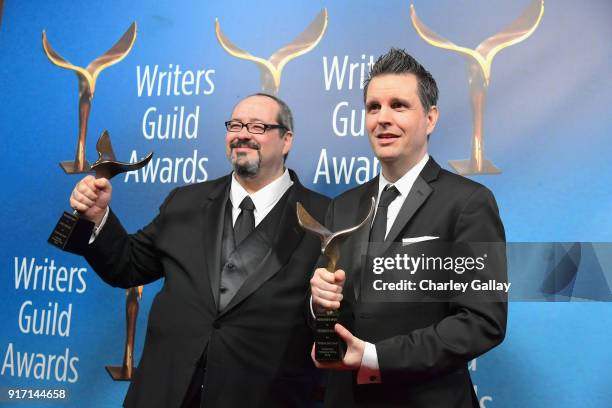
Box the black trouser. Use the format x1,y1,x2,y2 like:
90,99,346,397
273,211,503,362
181,355,207,408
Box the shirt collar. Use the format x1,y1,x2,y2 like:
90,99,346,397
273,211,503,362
230,168,293,211
378,153,430,198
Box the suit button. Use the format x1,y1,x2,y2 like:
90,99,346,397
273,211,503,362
219,287,228,294
226,263,235,269
213,322,221,329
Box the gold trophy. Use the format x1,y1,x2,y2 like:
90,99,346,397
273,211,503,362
43,24,150,381
297,199,375,361
106,286,143,380
42,22,137,173
410,0,544,175
215,8,328,95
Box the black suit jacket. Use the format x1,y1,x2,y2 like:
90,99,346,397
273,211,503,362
83,170,329,408
321,157,507,408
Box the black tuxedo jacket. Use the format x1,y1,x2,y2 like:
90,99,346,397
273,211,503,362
82,170,329,407
321,157,507,408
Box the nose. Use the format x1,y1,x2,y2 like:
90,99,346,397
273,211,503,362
377,106,392,127
232,126,253,140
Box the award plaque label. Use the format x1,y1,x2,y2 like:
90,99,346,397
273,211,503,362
297,199,375,362
48,211,95,254
314,309,344,361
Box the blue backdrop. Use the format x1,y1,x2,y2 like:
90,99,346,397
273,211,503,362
1,0,611,406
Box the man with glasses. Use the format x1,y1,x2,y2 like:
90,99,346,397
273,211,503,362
69,93,329,407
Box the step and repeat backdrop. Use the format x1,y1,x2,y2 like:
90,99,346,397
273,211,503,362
1,0,611,406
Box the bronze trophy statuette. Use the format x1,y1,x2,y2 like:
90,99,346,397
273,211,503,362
297,198,375,361
43,22,150,253
47,131,152,253
215,8,328,95
410,0,544,175
42,22,137,174
106,285,143,381
44,23,149,382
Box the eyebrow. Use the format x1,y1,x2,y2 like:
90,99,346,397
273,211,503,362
229,118,266,123
365,97,412,108
390,97,412,106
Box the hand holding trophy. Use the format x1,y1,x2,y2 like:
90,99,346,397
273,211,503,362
48,131,152,253
297,198,375,361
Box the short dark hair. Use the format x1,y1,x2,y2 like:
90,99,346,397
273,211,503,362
250,93,293,134
363,48,439,113
250,93,293,162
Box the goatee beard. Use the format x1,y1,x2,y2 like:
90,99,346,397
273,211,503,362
232,151,261,178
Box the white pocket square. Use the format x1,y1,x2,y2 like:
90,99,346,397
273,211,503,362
402,236,439,245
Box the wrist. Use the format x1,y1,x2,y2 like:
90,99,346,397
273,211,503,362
85,207,108,227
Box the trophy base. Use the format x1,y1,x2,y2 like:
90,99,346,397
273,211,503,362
449,159,501,175
315,310,344,362
105,365,136,381
48,211,95,254
60,160,92,174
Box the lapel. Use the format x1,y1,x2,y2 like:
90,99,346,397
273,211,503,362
350,177,379,300
200,175,231,310
378,157,440,255
218,171,306,317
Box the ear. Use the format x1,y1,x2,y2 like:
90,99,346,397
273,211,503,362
282,130,294,156
426,105,439,136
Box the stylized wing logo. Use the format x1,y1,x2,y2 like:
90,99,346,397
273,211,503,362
216,9,328,94
410,0,544,175
42,23,137,173
42,22,137,95
410,0,544,86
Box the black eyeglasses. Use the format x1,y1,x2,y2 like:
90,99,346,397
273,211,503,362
225,121,287,135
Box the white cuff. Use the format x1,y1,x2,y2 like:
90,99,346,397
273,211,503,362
88,207,110,244
356,342,381,384
309,295,316,319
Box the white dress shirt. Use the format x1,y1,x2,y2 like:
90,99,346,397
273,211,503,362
229,169,293,227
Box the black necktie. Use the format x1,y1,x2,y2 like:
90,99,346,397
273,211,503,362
369,185,400,244
234,196,255,246
358,185,400,299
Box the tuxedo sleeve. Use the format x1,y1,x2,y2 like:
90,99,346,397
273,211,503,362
81,188,179,289
376,186,507,381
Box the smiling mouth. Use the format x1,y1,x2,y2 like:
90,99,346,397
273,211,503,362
230,140,260,150
376,133,399,140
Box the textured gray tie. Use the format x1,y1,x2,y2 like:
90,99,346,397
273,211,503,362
234,196,255,246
